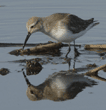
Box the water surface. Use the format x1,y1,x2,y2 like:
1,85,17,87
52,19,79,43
0,0,106,110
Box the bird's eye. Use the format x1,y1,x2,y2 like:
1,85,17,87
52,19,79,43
30,25,34,28
30,90,34,94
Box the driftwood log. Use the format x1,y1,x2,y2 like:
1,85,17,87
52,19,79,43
9,42,81,56
85,44,106,49
9,42,63,56
84,64,106,82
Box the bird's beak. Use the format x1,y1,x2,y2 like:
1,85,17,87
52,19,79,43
23,32,31,49
23,71,31,87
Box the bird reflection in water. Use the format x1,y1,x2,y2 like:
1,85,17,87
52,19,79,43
65,54,76,71
23,71,96,101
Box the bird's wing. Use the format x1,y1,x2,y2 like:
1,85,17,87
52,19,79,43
64,14,94,34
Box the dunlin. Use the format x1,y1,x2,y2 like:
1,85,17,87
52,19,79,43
23,71,96,101
23,13,99,57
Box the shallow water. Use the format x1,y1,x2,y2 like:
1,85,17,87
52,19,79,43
0,0,106,110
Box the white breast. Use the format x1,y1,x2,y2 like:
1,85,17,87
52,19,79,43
50,22,93,43
50,27,83,43
51,75,74,90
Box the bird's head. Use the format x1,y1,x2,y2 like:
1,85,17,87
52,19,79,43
23,71,43,101
26,85,43,101
23,17,42,49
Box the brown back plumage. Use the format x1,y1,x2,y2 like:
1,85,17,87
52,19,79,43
65,15,94,33
43,13,95,33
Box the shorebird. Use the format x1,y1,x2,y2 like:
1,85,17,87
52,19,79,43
23,71,96,101
23,13,99,57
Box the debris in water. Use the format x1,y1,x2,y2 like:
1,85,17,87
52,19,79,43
26,60,42,75
0,68,10,76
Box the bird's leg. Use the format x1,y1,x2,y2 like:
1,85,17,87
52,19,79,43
73,55,76,70
74,40,80,57
65,43,71,58
67,58,71,71
74,40,75,55
73,40,76,71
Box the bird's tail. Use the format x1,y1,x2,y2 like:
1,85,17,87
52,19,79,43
86,18,99,31
93,20,99,27
88,18,94,23
88,18,99,27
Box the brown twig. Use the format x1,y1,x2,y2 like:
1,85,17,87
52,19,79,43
89,75,106,82
9,42,63,55
84,64,106,82
85,44,106,49
84,64,106,76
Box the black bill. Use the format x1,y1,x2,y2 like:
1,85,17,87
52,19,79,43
23,71,31,87
23,32,31,49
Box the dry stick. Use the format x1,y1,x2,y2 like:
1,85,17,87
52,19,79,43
21,42,63,54
9,42,63,55
9,42,81,55
84,64,106,75
84,64,106,82
85,44,106,49
89,75,106,82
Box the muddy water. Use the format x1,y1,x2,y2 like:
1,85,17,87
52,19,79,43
0,0,106,110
